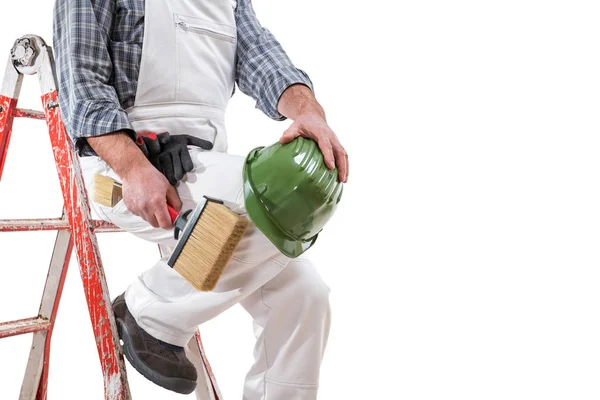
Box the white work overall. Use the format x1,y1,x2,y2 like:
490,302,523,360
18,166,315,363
79,0,331,398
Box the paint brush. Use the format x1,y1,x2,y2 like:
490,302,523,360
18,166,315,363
92,173,249,291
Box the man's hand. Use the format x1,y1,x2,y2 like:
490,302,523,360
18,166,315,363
277,84,349,183
280,113,348,183
87,132,182,229
121,163,182,229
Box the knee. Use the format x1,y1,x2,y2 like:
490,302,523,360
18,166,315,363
288,261,331,312
299,276,331,333
304,280,331,311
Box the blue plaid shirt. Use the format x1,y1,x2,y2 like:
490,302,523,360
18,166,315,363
53,0,313,156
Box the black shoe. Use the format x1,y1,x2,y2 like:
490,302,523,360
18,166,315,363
112,293,197,394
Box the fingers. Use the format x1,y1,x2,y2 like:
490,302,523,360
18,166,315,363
157,132,171,146
280,125,300,144
159,152,177,185
137,194,171,229
166,185,182,212
324,127,349,182
145,188,173,229
154,203,173,229
143,212,160,229
280,120,346,180
144,186,180,228
344,147,350,181
180,146,194,173
185,135,213,150
121,165,178,229
333,144,349,183
172,151,184,182
317,137,336,170
325,128,349,182
141,196,164,228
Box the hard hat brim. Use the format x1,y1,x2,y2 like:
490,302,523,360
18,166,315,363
242,148,317,258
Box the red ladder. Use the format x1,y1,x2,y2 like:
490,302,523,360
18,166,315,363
0,35,222,400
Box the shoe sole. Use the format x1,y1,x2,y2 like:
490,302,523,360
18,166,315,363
116,318,197,394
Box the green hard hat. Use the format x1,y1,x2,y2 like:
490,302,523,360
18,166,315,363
242,137,344,258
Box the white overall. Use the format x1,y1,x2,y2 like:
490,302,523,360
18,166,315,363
79,0,331,399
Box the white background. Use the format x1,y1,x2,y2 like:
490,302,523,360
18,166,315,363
1,0,600,399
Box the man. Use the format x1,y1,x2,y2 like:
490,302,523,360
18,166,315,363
53,0,349,398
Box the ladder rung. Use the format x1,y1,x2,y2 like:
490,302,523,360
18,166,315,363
0,317,50,339
93,220,124,233
0,218,69,231
13,108,46,120
0,218,123,232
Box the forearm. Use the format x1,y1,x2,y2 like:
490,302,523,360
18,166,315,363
87,132,151,180
277,84,325,121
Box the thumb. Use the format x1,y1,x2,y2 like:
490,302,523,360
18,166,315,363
166,185,182,212
280,124,300,144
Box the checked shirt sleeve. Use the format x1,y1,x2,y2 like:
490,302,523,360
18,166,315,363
235,0,314,121
53,0,135,156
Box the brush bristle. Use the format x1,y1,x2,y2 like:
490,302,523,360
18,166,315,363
93,174,122,207
173,202,250,291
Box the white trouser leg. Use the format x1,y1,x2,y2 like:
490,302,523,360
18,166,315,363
240,258,331,400
79,149,290,345
79,149,331,400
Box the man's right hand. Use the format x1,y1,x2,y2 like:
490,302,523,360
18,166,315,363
87,131,182,229
121,163,182,229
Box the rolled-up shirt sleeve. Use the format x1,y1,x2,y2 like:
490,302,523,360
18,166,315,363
235,0,314,121
53,0,135,156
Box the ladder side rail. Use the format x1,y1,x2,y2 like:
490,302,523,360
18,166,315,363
38,42,131,400
0,53,23,180
1,35,223,400
19,228,73,400
195,332,222,400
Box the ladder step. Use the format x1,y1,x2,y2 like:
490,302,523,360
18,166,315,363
0,218,69,231
92,219,124,233
0,218,123,232
13,108,46,119
0,317,50,339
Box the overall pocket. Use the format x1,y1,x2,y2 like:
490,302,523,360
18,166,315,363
174,13,237,107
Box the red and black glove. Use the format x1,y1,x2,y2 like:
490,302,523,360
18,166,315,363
136,132,162,163
136,132,213,185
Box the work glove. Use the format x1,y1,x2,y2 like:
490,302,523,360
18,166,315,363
135,132,162,160
156,133,213,185
155,132,213,185
135,131,213,185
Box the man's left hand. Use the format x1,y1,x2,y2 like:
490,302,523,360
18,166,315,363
279,114,349,183
277,84,349,183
